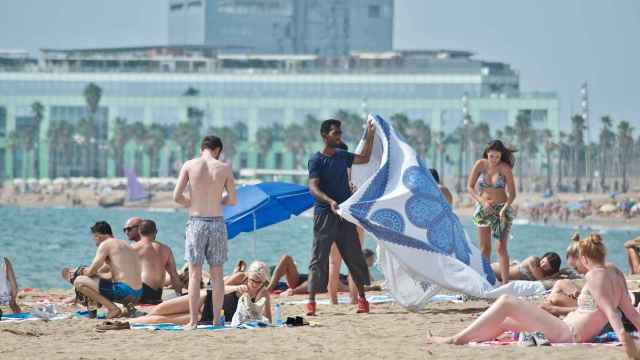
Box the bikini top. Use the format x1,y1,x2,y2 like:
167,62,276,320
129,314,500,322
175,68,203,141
576,287,598,313
477,172,506,190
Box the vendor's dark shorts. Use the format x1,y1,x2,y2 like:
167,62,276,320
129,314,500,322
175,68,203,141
307,211,369,293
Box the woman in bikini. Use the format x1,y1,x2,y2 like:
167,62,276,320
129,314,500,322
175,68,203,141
427,234,640,358
467,140,516,284
134,261,272,328
490,252,561,282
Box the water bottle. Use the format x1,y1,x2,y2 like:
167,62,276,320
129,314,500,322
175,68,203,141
218,309,225,327
273,303,282,326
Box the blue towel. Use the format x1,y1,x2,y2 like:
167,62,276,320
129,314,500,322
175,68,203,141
130,321,278,331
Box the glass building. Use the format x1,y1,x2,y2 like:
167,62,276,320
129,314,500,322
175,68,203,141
0,48,559,180
168,0,394,56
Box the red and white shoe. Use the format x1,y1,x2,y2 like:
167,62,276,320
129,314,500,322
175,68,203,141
305,301,316,316
356,297,369,314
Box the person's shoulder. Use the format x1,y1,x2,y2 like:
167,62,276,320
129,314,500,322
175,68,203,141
308,152,322,161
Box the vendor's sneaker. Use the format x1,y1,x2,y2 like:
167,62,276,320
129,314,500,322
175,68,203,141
356,297,369,313
305,301,316,316
518,332,536,347
532,331,551,346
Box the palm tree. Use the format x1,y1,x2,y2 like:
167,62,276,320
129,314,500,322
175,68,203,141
48,120,74,177
407,119,431,160
255,126,274,168
514,113,532,192
390,113,411,140
7,130,26,179
83,83,102,177
143,124,166,177
27,101,44,178
570,114,586,192
471,122,491,159
128,121,147,175
172,121,200,160
303,114,320,145
284,123,306,169
541,129,557,191
598,116,615,192
109,117,128,177
556,131,569,191
617,121,634,193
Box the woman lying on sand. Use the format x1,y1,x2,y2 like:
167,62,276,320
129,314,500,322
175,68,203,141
135,261,271,326
427,234,640,358
490,252,561,282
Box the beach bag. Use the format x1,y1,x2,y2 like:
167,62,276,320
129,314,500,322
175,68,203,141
230,293,267,326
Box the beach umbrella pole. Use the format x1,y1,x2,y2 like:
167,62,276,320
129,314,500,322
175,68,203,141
252,212,257,260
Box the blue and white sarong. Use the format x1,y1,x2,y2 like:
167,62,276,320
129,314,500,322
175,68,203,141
339,114,544,309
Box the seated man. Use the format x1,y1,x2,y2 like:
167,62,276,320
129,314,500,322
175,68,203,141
0,256,21,314
73,221,142,318
490,252,561,282
264,249,379,296
131,219,183,304
624,236,640,274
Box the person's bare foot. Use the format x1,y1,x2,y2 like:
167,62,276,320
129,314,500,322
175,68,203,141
280,289,294,297
10,302,21,313
183,322,197,330
426,330,457,344
106,307,122,319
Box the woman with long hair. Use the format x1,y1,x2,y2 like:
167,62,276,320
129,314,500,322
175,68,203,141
467,140,516,283
427,234,640,358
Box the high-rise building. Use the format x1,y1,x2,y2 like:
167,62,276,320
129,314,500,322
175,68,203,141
168,0,394,55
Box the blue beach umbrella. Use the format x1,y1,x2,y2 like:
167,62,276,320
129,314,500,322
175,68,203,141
223,181,314,257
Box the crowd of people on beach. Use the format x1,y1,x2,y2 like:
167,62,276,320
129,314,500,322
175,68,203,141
4,118,640,357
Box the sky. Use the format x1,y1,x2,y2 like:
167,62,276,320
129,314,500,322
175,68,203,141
0,0,638,136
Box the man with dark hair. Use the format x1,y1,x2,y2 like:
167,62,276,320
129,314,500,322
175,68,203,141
429,168,453,206
131,219,183,304
173,135,237,329
306,117,375,315
74,221,142,318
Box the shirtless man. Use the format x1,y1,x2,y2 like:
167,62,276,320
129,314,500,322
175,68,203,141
123,217,142,242
131,219,183,304
73,221,142,318
173,135,237,329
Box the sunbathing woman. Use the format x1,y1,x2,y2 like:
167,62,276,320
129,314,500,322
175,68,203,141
490,252,561,282
135,261,271,327
543,234,640,317
467,140,517,284
427,234,640,358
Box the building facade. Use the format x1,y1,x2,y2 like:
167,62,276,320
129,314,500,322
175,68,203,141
0,49,559,181
168,0,394,56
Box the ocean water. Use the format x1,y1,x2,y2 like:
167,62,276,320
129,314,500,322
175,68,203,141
1,206,639,290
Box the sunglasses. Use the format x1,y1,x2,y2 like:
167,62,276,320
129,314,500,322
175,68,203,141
123,225,139,233
248,277,262,284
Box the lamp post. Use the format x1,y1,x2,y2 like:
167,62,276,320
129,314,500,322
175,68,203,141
456,94,471,193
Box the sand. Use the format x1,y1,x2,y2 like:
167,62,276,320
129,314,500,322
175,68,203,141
0,290,629,360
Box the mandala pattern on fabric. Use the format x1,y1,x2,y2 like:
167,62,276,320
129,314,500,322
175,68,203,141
482,256,497,285
359,219,440,254
451,221,471,265
427,216,454,254
405,193,443,229
402,166,440,197
371,208,405,233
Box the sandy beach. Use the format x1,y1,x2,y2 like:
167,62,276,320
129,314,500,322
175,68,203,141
0,289,629,360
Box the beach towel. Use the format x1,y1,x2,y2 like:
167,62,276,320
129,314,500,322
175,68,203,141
130,321,278,331
339,114,545,309
0,257,10,305
0,312,71,323
280,293,461,306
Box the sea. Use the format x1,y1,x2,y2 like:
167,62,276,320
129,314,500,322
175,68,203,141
1,206,639,290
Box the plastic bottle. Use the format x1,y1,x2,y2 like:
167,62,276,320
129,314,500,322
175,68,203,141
273,303,282,326
218,309,225,327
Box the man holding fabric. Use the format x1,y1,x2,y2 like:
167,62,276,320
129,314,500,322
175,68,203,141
306,118,375,315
